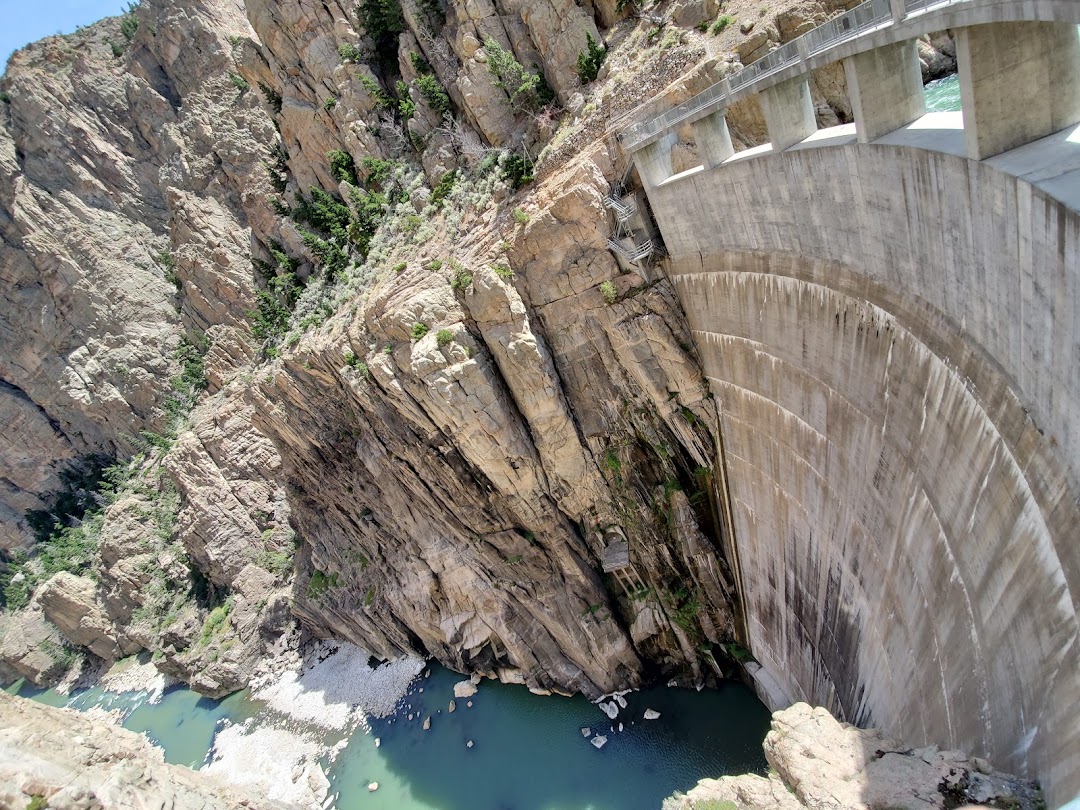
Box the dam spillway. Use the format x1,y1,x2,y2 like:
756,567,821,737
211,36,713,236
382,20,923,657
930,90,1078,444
619,4,1080,806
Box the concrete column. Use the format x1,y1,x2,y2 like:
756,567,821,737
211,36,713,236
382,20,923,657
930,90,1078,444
692,109,735,169
759,76,816,151
957,21,1080,160
632,132,677,191
844,39,926,143
889,0,906,23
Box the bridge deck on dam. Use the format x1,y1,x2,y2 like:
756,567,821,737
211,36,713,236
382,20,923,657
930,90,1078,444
659,112,1080,213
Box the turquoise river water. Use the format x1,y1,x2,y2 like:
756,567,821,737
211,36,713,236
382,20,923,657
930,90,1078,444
924,73,961,113
7,662,772,810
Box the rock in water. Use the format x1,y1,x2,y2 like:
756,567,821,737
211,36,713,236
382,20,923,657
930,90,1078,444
618,723,623,732
367,782,379,792
374,738,380,748
614,694,627,709
591,735,608,749
581,727,591,737
599,701,618,719
423,716,431,730
466,701,473,708
466,740,474,748
453,680,478,699
448,700,456,713
644,709,661,720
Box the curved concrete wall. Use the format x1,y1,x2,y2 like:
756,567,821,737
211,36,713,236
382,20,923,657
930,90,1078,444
647,145,1079,805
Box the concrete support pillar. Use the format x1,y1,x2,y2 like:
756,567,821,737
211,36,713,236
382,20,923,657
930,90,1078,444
759,76,816,151
957,21,1080,160
845,39,926,143
691,109,735,169
632,132,677,191
889,0,906,23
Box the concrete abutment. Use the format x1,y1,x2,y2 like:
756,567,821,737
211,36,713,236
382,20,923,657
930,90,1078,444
844,39,925,143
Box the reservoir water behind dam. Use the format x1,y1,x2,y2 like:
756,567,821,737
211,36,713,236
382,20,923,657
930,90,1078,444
8,661,771,809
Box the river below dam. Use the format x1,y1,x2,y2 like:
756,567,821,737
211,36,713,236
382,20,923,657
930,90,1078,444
6,653,772,809
924,73,961,112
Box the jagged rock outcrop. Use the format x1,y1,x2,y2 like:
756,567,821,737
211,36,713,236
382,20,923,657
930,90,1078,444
0,691,289,809
667,703,1044,810
37,572,140,662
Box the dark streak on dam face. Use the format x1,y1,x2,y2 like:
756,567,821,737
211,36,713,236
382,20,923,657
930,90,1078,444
642,144,1080,806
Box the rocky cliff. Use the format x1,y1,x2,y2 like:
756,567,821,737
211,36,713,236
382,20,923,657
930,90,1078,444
0,0,812,698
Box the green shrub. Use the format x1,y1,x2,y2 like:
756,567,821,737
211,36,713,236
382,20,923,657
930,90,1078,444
257,550,292,578
0,92,10,104
436,328,453,347
576,32,607,84
425,258,443,272
364,586,376,605
493,263,514,280
599,280,618,304
229,73,249,92
511,207,529,225
323,96,337,111
481,36,551,111
711,15,734,34
415,73,450,114
449,261,472,290
359,0,405,71
258,82,283,114
431,170,457,206
603,449,621,473
119,4,139,41
393,261,408,273
357,74,391,108
502,153,534,190
339,42,364,62
327,149,359,185
411,322,430,340
26,795,48,810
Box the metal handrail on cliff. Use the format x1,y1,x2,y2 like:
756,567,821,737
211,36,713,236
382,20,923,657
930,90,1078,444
606,238,655,263
603,195,638,222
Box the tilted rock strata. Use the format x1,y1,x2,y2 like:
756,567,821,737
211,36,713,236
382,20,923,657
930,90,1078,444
0,691,289,809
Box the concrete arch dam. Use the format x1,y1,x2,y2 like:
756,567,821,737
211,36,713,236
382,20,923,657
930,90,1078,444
621,9,1080,807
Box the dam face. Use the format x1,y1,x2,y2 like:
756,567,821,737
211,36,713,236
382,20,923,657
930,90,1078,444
646,145,1079,802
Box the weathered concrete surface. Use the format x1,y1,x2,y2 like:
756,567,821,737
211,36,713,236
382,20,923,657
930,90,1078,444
843,38,924,143
759,75,816,151
957,20,1080,160
646,144,1080,805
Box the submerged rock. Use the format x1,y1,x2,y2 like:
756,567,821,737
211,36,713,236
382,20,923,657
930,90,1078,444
581,727,591,737
591,735,608,749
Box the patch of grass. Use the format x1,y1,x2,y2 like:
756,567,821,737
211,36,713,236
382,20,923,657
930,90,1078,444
599,280,617,304
425,258,443,272
603,449,622,473
307,570,341,599
511,207,529,225
493,263,514,280
323,96,337,112
229,73,250,92
393,261,408,273
199,595,234,644
712,15,734,34
364,586,376,606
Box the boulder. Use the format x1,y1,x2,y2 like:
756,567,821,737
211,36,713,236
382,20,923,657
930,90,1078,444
590,735,607,749
644,709,661,720
453,680,478,698
36,573,139,662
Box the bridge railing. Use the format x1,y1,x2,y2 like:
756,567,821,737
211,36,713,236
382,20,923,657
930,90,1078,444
620,0,970,152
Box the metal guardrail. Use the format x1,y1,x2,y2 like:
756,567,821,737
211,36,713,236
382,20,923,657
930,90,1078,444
621,0,971,152
606,238,655,263
603,195,638,221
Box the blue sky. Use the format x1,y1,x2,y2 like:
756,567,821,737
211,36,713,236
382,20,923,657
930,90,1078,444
2,0,129,69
